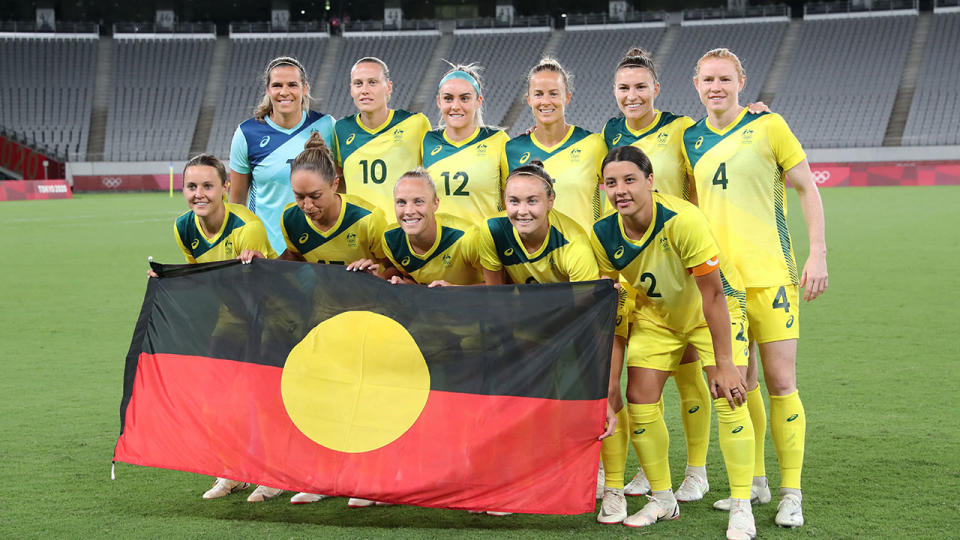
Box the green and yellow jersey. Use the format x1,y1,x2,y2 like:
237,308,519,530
382,213,483,285
590,192,745,333
476,209,599,284
334,109,431,217
502,126,606,232
175,202,276,263
280,194,387,264
602,111,695,200
681,110,806,288
421,127,509,225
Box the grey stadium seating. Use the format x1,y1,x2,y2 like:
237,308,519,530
902,12,960,146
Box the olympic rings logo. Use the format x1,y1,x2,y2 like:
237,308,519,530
811,170,831,185
102,177,122,188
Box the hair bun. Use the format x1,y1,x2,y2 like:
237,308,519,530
303,131,328,151
625,47,649,59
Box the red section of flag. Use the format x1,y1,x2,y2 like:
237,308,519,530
114,353,603,515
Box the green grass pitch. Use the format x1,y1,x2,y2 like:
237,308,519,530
0,187,957,538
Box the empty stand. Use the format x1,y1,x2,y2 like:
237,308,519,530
0,36,97,161
902,12,960,145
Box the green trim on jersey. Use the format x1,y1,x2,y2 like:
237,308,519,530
719,269,748,316
591,202,677,271
773,166,800,284
683,112,767,170
422,127,503,167
384,226,465,274
176,210,246,259
504,126,594,169
282,202,371,254
487,216,569,265
335,109,416,164
603,112,684,147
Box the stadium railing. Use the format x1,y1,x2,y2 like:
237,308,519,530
683,4,791,22
455,15,553,29
565,11,667,26
0,20,98,33
111,21,216,34
804,0,919,16
228,21,329,34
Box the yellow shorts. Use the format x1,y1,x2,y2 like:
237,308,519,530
626,314,749,371
746,285,800,343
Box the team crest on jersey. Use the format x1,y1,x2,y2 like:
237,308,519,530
659,236,670,250
346,232,358,248
259,136,271,148
345,133,356,145
401,256,411,267
476,143,487,156
191,239,200,249
657,132,669,147
224,239,233,257
569,148,582,162
298,232,309,244
741,128,754,144
393,128,404,143
503,248,514,256
614,246,625,259
694,136,704,149
519,152,530,164
431,144,442,156
612,133,622,145
442,254,452,266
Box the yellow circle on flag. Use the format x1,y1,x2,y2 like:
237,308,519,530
281,311,430,453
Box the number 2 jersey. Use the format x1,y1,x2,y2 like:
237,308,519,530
681,110,806,288
334,109,431,217
280,194,386,264
590,192,745,333
421,127,509,225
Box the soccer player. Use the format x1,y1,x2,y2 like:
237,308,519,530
682,48,828,528
591,145,756,539
382,168,483,286
229,56,336,255
502,58,607,232
334,57,431,217
162,153,280,502
421,63,509,225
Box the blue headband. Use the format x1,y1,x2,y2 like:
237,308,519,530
438,70,481,96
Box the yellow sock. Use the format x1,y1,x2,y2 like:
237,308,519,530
628,402,671,492
600,407,630,489
769,391,805,489
747,386,767,477
674,361,711,467
714,398,755,500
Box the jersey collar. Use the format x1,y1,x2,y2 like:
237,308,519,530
705,107,749,136
530,125,575,153
194,204,231,244
265,111,308,134
511,211,556,259
442,127,480,148
625,111,662,137
406,215,442,259
306,195,347,238
356,109,395,134
617,193,660,248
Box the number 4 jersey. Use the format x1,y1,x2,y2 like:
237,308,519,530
681,110,806,288
421,127,509,225
590,192,745,334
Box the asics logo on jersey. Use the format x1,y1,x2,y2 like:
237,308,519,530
688,405,700,414
614,246,625,259
431,145,442,156
787,413,799,422
298,232,309,244
633,428,645,435
259,136,270,148
503,248,514,256
519,152,531,164
401,256,411,267
345,133,356,145
695,136,704,149
612,134,622,145
191,239,200,249
786,315,795,328
732,425,744,434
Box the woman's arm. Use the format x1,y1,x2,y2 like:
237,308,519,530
482,268,506,285
785,159,828,302
695,269,747,408
229,170,252,206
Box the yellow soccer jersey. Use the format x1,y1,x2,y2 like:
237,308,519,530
280,194,386,264
422,127,509,225
174,202,277,263
335,109,431,217
590,192,745,333
476,209,599,284
502,126,606,232
602,111,695,200
681,110,806,287
382,213,483,285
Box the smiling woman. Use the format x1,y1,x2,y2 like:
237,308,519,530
228,56,337,255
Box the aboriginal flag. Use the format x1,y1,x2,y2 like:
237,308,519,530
113,259,616,515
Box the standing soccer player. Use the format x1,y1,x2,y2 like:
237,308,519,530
683,48,828,528
502,59,607,233
334,57,431,217
229,56,336,255
421,63,509,225
591,146,756,539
